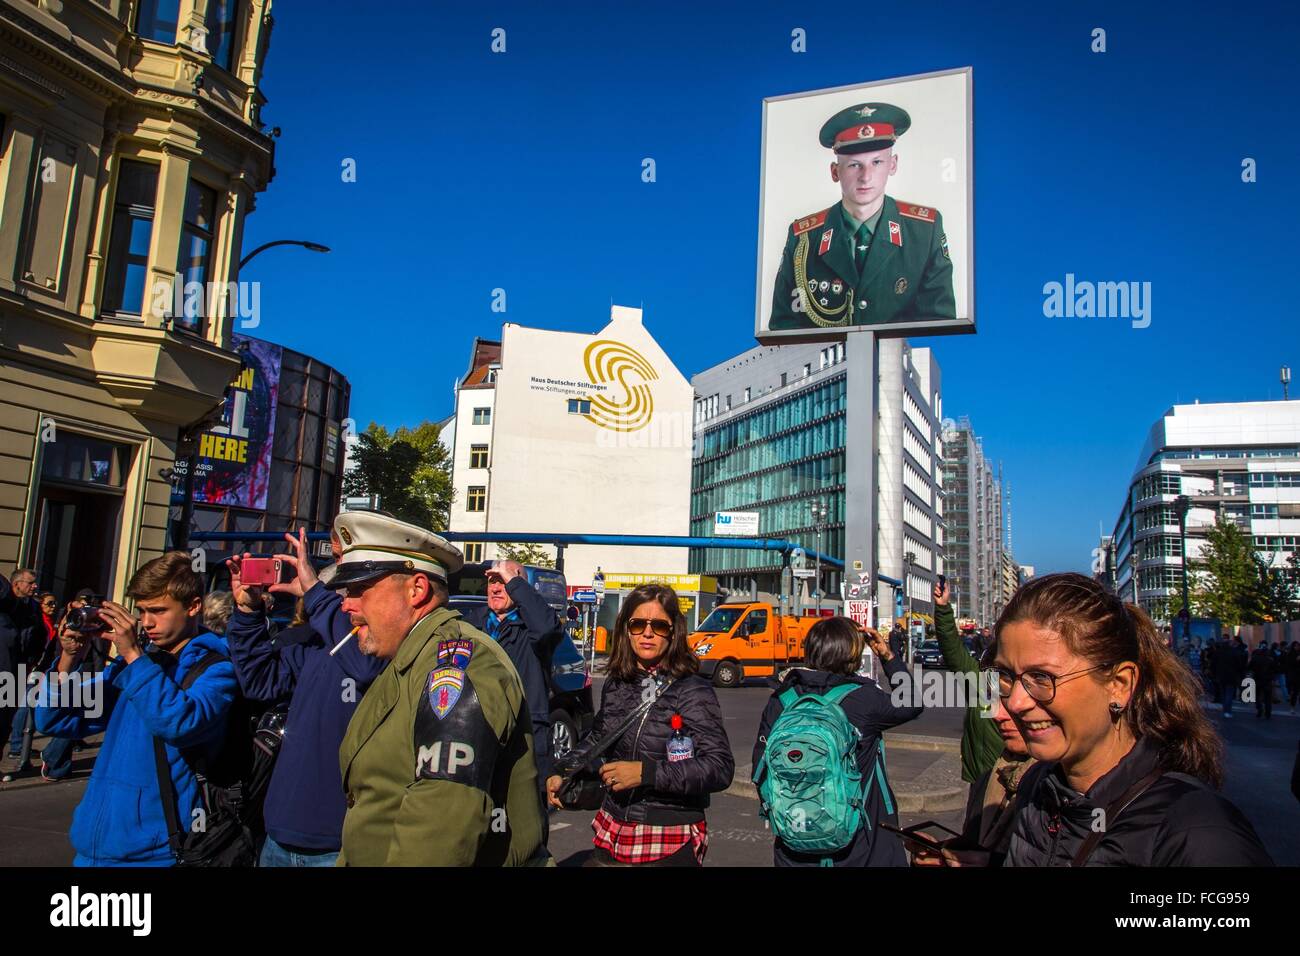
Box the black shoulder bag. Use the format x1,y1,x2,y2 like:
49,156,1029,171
152,651,262,867
553,678,671,811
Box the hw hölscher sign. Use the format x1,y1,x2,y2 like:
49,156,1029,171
714,511,760,536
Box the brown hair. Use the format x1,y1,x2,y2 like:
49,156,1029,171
127,551,204,608
996,572,1223,787
805,617,865,675
606,583,699,681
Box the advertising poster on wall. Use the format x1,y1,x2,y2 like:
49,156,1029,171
171,334,281,510
755,68,974,342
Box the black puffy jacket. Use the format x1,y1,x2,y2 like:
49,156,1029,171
753,659,923,867
1006,736,1273,866
463,578,564,776
567,670,734,825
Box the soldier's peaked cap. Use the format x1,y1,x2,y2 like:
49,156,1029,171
820,102,911,154
329,510,464,589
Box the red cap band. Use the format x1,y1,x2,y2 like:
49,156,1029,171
834,123,895,146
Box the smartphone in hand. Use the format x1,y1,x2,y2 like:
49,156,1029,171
241,557,293,586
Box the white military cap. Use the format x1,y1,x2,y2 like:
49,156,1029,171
329,511,464,588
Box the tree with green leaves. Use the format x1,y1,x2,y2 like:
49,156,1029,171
495,542,555,569
342,421,455,531
1255,553,1298,623
1189,517,1265,626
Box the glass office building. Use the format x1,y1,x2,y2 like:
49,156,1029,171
689,340,946,616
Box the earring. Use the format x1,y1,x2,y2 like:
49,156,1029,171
1109,701,1123,722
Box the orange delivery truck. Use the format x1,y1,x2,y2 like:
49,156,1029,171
688,602,822,688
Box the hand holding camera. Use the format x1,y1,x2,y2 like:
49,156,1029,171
270,527,320,599
861,625,893,663
226,553,266,614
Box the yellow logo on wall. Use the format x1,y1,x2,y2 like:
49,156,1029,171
582,339,658,432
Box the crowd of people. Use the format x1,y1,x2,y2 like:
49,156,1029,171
0,509,1288,867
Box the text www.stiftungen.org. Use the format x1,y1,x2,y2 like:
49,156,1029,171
1114,915,1250,930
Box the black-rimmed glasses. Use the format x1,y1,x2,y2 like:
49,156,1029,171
994,662,1113,703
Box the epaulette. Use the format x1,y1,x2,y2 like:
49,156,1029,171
896,201,937,223
792,209,830,235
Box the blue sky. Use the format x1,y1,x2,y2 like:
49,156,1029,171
242,0,1298,575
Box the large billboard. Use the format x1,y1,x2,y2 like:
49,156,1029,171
755,68,974,342
172,333,281,510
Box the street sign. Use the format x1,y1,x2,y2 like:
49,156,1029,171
714,511,760,536
846,600,871,626
792,568,815,579
572,590,598,604
592,568,606,602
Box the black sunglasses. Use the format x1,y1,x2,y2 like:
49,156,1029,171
627,618,673,638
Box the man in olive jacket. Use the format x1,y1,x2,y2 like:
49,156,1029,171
932,582,1002,783
330,511,547,866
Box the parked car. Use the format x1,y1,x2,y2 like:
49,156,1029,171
913,639,945,668
447,562,594,760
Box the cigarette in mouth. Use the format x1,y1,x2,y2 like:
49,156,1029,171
330,626,359,656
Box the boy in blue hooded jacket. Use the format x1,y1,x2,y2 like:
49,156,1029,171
37,551,236,866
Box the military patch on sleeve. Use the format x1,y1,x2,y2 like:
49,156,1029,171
414,674,500,792
792,209,829,236
425,638,475,719
940,233,950,259
896,201,937,223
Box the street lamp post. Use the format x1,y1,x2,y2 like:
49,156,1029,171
1130,542,1139,607
811,500,828,614
903,551,917,663
1174,494,1192,635
239,239,331,270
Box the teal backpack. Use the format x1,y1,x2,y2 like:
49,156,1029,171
753,683,894,861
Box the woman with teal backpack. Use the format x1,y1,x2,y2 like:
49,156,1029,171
752,617,923,866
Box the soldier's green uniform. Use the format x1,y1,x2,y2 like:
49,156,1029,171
768,101,956,331
337,606,547,866
769,196,955,330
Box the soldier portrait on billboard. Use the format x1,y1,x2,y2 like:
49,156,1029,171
756,70,973,340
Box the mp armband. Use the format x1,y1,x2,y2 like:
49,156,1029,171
412,639,499,792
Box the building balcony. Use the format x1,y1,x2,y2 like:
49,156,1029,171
91,321,240,426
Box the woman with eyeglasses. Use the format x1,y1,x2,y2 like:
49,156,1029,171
911,580,1034,867
545,583,734,866
996,573,1271,866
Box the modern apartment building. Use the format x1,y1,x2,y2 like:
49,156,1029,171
941,416,1007,625
1107,400,1300,619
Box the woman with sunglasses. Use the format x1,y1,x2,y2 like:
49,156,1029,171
996,573,1270,866
545,583,733,866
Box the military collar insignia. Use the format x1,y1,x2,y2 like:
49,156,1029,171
818,228,833,255
888,221,902,247
427,638,474,719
